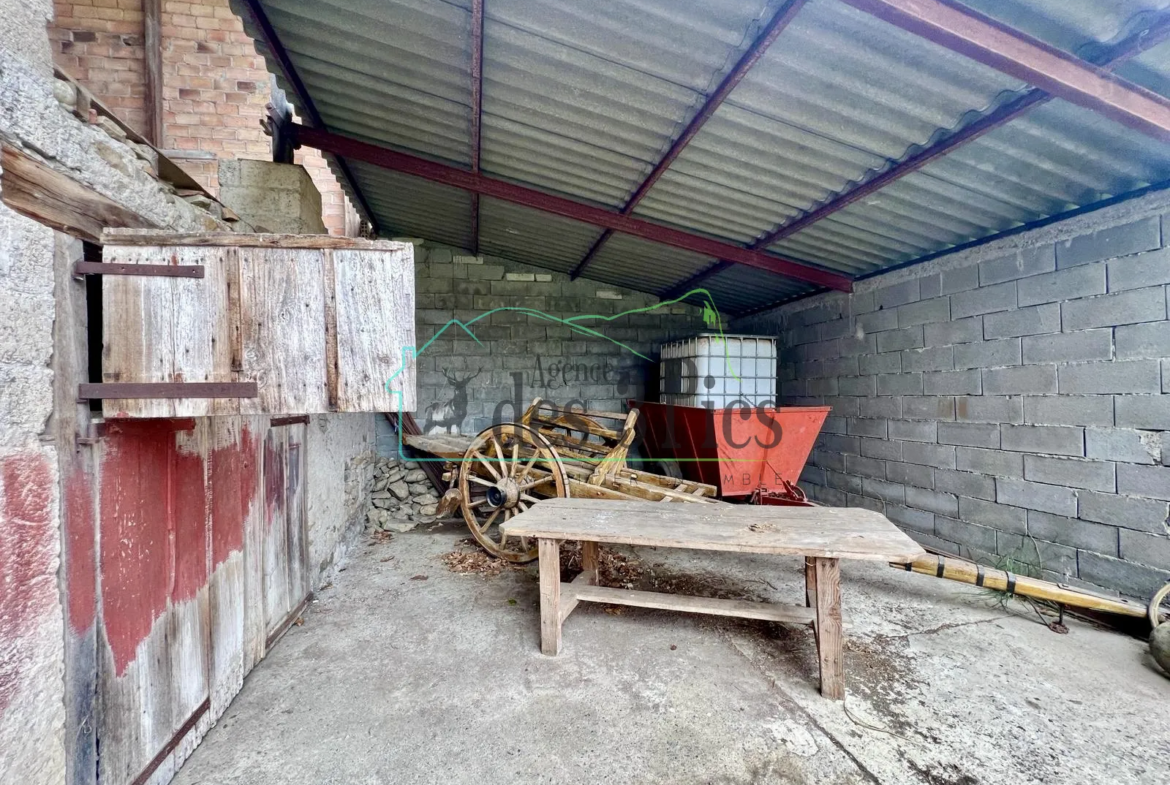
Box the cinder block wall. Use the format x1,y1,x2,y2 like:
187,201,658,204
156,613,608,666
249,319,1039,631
735,190,1170,599
377,244,709,455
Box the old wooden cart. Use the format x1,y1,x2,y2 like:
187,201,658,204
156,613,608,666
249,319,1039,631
401,399,721,562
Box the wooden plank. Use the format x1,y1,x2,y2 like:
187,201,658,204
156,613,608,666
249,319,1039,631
225,247,244,376
804,557,816,609
207,417,248,718
401,433,472,459
73,261,204,278
101,244,176,418
568,584,817,625
503,499,926,562
100,244,236,417
0,143,157,243
52,66,206,194
207,248,238,417
901,553,1150,619
96,420,212,785
98,238,414,417
532,402,630,422
80,382,257,399
284,422,309,614
557,570,594,624
538,539,561,656
813,558,844,700
51,234,100,779
262,426,291,635
169,247,220,417
333,246,416,412
321,249,340,411
581,541,599,586
238,247,328,414
103,229,407,251
143,0,163,147
241,416,268,672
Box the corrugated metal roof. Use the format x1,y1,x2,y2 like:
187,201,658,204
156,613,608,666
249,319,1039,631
237,0,1170,314
583,233,718,293
477,196,604,272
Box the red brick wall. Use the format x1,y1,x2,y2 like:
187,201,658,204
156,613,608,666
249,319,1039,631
50,1,148,135
50,0,360,236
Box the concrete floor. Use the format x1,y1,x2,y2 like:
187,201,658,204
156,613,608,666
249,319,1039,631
173,520,1168,785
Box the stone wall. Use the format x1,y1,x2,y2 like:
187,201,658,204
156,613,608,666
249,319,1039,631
304,413,376,582
376,243,711,455
735,189,1170,600
0,1,230,780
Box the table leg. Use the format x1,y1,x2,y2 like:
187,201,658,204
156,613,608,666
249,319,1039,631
539,538,562,655
804,557,816,608
581,540,600,586
813,557,844,700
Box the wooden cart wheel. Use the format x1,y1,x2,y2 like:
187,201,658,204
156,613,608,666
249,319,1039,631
458,423,569,562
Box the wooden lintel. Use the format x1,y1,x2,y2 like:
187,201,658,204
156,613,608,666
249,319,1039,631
143,0,164,146
102,228,407,251
0,143,157,243
73,261,204,278
78,382,258,400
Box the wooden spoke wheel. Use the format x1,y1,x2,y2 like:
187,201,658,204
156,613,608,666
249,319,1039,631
458,423,569,562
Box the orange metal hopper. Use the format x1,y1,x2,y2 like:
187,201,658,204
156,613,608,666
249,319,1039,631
636,402,829,499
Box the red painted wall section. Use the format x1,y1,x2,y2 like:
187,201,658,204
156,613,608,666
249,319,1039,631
0,452,57,714
99,421,179,675
64,467,96,633
263,434,285,530
211,425,257,569
99,420,262,675
171,445,208,605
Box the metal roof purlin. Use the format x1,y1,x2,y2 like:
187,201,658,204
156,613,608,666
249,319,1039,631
755,9,1170,249
239,0,379,234
567,0,809,281
738,174,1170,319
840,0,1170,143
469,0,484,255
292,123,852,291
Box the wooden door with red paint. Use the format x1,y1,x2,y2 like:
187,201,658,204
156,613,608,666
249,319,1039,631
262,421,309,643
96,420,212,785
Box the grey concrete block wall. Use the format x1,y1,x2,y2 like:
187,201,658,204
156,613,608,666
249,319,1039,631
734,191,1170,599
378,243,706,452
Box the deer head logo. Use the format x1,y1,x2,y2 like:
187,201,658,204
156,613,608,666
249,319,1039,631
423,367,483,435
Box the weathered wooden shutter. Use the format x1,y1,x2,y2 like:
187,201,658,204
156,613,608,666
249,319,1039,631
95,231,416,417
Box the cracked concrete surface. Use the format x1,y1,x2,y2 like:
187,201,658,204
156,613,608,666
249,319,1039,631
172,520,1168,785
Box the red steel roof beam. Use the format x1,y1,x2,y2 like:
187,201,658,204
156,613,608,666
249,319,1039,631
841,0,1170,143
240,0,379,234
755,10,1170,248
568,0,809,280
469,0,484,254
292,124,852,291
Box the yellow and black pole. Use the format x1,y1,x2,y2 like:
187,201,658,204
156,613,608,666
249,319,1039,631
895,553,1152,621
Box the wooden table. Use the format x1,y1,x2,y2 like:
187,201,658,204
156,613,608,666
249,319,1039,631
501,499,925,699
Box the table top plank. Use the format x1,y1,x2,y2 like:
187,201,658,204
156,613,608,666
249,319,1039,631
501,499,925,562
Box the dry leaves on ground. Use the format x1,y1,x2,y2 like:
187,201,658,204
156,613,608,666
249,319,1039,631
441,541,527,577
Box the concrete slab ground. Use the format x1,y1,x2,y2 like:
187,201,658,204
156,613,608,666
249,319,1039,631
172,519,1169,785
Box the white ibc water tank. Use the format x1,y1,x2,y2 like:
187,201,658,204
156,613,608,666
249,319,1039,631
658,333,778,408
